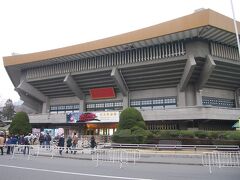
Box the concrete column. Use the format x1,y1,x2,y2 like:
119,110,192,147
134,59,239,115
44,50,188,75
111,67,128,96
63,74,84,100
185,84,195,106
177,84,186,107
196,55,216,90
16,80,47,102
179,54,196,91
79,99,85,112
235,88,240,108
42,97,50,113
123,93,129,109
196,89,203,106
18,91,42,113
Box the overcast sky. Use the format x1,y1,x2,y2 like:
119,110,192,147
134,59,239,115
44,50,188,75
0,0,239,106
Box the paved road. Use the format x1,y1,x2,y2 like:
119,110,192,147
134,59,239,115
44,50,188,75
0,154,239,180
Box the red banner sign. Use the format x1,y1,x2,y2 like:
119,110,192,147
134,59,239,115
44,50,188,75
90,87,115,100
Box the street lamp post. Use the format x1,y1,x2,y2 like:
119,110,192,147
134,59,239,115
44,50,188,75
230,0,240,58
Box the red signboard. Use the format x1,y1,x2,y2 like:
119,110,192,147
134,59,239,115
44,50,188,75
79,113,99,122
90,87,115,100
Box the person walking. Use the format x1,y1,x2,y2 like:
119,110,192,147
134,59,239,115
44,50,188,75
58,134,65,155
72,132,78,154
23,133,31,155
18,134,25,153
90,136,97,154
10,135,18,154
45,132,51,149
0,133,5,155
6,135,12,155
39,132,45,146
66,136,72,154
90,136,96,148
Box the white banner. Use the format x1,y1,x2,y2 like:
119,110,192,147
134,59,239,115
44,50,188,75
94,111,119,123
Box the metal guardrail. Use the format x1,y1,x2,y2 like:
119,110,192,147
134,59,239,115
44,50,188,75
202,151,240,173
92,149,140,168
106,143,240,151
8,144,141,168
9,145,84,160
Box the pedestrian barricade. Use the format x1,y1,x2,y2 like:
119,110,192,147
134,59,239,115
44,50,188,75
11,145,56,160
202,151,240,173
92,149,140,168
10,144,86,160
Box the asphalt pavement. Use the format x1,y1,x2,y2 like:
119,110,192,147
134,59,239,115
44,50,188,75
1,154,240,180
1,146,240,180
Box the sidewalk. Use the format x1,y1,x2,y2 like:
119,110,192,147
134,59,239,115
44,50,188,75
6,144,212,165
50,148,204,165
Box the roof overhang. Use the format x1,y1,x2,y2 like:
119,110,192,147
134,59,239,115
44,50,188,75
3,9,240,68
2,9,240,94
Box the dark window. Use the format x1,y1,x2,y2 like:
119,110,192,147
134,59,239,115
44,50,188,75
86,101,123,111
50,104,80,113
202,96,235,108
130,97,177,109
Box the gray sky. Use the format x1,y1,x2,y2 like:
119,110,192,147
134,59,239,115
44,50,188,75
0,0,239,105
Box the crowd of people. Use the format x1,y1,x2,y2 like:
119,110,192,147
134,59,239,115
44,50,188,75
0,131,97,156
56,133,97,155
0,132,51,155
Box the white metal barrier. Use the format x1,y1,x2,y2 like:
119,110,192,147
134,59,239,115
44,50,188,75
202,151,240,173
92,149,140,168
10,144,85,160
11,145,55,160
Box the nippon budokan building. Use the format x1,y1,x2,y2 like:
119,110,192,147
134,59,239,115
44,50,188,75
3,9,240,136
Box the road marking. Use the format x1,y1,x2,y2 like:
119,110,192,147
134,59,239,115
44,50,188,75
0,164,153,180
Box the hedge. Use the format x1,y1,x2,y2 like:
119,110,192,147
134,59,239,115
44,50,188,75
151,130,240,140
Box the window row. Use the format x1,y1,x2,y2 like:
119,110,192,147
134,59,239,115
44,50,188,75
48,95,236,113
147,123,177,130
86,101,123,111
130,97,177,110
50,104,80,113
26,41,185,79
202,96,235,108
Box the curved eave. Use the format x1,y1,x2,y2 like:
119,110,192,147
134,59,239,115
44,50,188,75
3,9,240,67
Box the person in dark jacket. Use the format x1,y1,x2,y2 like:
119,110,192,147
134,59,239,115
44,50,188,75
39,132,45,146
58,134,65,155
6,135,12,154
66,136,72,154
10,135,18,153
90,136,97,149
90,136,97,154
45,133,51,149
23,133,31,155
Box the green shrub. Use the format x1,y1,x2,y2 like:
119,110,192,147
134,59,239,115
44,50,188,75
169,131,180,138
222,131,240,140
150,130,240,144
208,131,219,139
178,130,195,138
154,130,171,138
118,108,145,129
116,129,131,137
194,131,208,139
112,108,150,144
118,118,136,130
